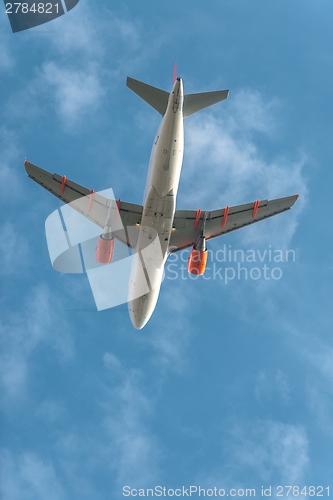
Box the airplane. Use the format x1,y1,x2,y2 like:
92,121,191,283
24,68,299,329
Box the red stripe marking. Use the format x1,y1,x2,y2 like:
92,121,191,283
88,189,94,212
252,200,260,219
222,206,229,229
60,175,67,195
172,62,177,84
194,209,201,231
116,199,121,220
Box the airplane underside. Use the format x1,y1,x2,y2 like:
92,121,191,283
24,71,299,329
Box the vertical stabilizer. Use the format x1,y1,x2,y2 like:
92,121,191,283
172,62,177,85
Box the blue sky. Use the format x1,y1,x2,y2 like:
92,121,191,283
1,0,333,498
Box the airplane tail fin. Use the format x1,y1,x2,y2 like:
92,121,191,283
126,76,229,117
126,77,169,116
172,62,177,85
183,89,229,117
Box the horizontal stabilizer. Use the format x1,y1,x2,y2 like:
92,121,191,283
126,77,169,115
183,89,229,118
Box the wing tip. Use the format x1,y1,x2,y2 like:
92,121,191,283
286,193,300,209
24,157,30,174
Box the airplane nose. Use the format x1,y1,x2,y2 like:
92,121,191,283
128,287,161,330
128,299,150,330
131,315,148,330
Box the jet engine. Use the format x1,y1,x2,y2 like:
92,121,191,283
187,234,208,275
95,234,114,264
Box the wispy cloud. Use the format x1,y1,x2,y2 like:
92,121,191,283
3,4,146,132
39,62,105,129
0,222,30,275
0,449,67,500
0,127,23,202
83,289,198,489
254,369,291,404
298,335,333,438
100,353,161,488
145,285,195,374
45,4,142,61
0,39,14,72
230,89,280,136
35,399,68,424
0,13,15,71
227,420,309,484
305,383,333,439
181,89,307,248
303,339,333,383
0,283,75,404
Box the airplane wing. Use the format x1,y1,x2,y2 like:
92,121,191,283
24,161,143,248
169,195,299,253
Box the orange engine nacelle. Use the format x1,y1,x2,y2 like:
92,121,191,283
95,236,114,264
187,248,208,275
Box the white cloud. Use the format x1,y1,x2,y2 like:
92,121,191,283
3,5,146,132
0,13,15,71
44,3,142,60
230,89,280,136
254,370,291,404
135,283,196,374
305,341,333,383
0,222,30,275
305,384,333,439
228,420,309,484
297,335,333,437
0,40,14,71
181,89,307,249
0,127,23,202
0,352,162,495
39,62,105,130
0,352,28,400
99,359,160,488
0,449,67,500
36,399,68,423
103,351,123,373
93,290,198,487
44,1,105,58
275,369,291,403
0,283,75,403
254,371,271,401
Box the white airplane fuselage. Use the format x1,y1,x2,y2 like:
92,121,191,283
128,78,184,329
